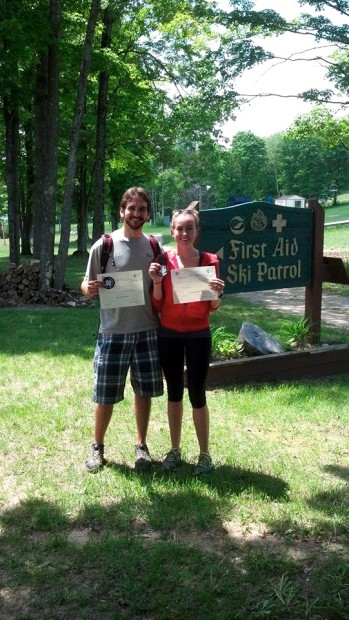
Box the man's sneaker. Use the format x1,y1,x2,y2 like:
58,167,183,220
135,444,152,470
193,452,214,475
162,448,182,471
85,443,106,472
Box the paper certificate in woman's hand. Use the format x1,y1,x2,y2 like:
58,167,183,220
171,266,218,304
97,270,145,309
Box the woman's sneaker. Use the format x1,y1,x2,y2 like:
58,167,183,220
162,449,182,471
135,444,152,470
193,452,214,475
85,443,107,472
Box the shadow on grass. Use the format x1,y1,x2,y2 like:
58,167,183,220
1,496,349,620
263,463,349,542
106,460,290,501
323,464,349,481
305,464,349,530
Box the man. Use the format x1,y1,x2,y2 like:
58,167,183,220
81,187,163,472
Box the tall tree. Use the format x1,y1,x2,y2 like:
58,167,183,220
20,106,35,256
1,0,56,265
92,4,114,244
74,129,90,257
1,0,23,265
284,107,349,197
227,131,272,199
265,133,283,198
32,0,61,289
3,94,21,265
54,0,101,290
2,0,295,289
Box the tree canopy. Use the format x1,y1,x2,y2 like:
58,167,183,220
0,0,348,289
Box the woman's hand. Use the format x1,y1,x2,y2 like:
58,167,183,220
149,262,164,285
208,277,225,297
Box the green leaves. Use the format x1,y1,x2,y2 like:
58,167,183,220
211,326,244,360
278,317,312,349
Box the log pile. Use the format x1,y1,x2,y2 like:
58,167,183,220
0,262,91,308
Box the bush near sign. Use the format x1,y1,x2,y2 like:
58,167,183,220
199,201,313,294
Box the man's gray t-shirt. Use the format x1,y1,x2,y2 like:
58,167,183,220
83,230,160,334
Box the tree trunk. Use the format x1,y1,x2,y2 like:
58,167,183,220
32,51,47,261
21,114,35,256
32,0,61,289
54,0,101,290
75,140,89,256
111,212,120,231
92,5,113,244
3,98,21,265
4,97,20,265
2,2,21,265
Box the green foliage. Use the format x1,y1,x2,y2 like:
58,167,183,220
227,131,275,199
288,107,345,149
210,326,244,360
327,48,349,97
278,317,312,350
2,0,349,281
278,132,328,197
282,108,349,197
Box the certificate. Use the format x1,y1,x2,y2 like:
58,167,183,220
97,270,145,309
171,266,218,304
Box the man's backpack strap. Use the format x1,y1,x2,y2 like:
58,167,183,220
93,233,113,340
148,234,161,258
101,233,113,273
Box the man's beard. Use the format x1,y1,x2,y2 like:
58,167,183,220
124,216,146,230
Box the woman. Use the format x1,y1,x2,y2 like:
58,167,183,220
149,208,225,474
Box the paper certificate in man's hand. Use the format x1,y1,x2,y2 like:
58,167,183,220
171,266,218,304
97,270,145,309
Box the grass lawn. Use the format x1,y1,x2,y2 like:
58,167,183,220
0,203,348,619
1,294,349,618
324,193,349,223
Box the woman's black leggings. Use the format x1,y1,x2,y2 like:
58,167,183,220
158,334,211,409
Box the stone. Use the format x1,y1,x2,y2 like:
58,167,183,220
238,322,285,356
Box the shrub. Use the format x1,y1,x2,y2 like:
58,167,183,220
278,317,312,349
210,326,244,360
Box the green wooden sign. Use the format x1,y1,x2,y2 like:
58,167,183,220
199,201,313,294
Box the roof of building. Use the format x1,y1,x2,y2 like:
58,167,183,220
276,195,305,200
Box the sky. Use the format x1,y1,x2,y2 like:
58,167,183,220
220,0,347,139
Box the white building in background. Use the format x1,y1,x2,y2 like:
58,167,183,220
275,195,306,209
